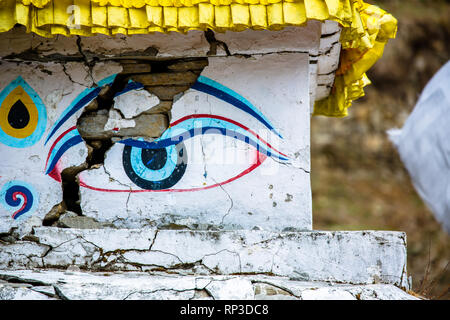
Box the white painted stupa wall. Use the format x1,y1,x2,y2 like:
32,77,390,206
0,21,342,233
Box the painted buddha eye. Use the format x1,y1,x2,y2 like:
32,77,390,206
44,73,289,193
113,76,289,192
0,77,47,148
122,141,187,190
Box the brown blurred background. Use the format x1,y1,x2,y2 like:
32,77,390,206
311,0,450,299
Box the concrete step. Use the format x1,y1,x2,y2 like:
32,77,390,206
1,227,409,288
0,269,419,300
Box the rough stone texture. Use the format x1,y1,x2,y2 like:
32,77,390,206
0,27,209,59
0,23,324,60
120,63,152,74
81,31,210,58
0,283,57,300
0,228,409,288
103,109,136,132
0,270,419,300
310,21,342,108
214,23,321,56
92,62,123,84
77,111,168,139
144,101,173,115
0,24,338,110
0,26,79,58
56,211,103,229
0,23,413,303
114,114,168,138
76,111,110,140
131,72,199,86
167,60,209,72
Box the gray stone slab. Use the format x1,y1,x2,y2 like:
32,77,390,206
0,270,419,300
0,227,409,288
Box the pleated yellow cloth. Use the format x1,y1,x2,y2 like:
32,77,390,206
0,0,397,117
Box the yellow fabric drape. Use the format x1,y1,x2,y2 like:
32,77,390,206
0,0,397,117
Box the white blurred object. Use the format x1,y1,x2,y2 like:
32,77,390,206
388,61,450,234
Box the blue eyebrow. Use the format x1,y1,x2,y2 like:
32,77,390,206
118,116,289,162
44,73,119,145
192,76,283,139
44,75,144,145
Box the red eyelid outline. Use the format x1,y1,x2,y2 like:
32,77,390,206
79,153,267,193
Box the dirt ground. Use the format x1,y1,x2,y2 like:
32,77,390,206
311,0,450,299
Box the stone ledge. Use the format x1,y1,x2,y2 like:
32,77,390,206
0,228,409,289
0,270,419,300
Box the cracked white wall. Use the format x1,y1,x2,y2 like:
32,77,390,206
0,61,98,234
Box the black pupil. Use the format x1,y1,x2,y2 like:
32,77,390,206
8,100,30,129
141,148,167,170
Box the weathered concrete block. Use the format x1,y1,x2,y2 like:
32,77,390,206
0,241,48,269
79,31,209,58
0,26,79,58
77,111,168,140
0,228,409,288
57,211,103,229
0,284,57,300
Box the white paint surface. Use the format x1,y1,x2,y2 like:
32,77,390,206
113,88,160,119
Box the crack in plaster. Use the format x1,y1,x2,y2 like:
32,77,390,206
320,30,341,38
204,30,231,56
309,41,339,58
75,36,95,85
101,165,132,211
251,279,299,298
122,286,198,300
201,249,243,274
61,63,90,88
217,181,234,225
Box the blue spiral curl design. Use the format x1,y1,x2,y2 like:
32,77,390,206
0,181,37,220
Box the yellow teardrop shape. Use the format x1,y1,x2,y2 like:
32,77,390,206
0,85,39,139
